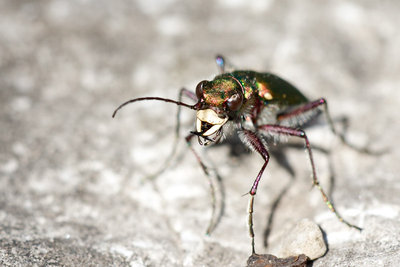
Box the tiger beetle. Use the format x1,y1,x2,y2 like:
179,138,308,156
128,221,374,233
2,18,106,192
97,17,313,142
112,55,368,255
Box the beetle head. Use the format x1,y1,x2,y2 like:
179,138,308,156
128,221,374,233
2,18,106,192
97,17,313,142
193,76,244,145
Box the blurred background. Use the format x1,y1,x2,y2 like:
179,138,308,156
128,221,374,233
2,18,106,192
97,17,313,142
1,0,399,266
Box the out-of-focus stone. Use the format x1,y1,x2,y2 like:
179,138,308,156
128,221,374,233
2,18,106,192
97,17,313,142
278,219,327,260
247,253,308,267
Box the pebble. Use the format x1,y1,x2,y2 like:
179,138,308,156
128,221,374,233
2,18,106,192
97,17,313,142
278,219,327,260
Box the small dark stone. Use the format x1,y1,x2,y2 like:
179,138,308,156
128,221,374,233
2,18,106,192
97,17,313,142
247,253,309,267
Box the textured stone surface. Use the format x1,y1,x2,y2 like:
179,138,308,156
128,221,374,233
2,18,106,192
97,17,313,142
1,0,400,266
247,253,308,267
277,219,327,260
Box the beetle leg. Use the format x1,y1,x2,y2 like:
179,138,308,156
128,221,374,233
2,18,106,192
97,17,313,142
176,88,197,136
146,88,197,181
215,55,238,74
258,124,362,231
239,129,271,254
277,98,375,154
215,55,226,74
185,133,222,235
276,98,326,122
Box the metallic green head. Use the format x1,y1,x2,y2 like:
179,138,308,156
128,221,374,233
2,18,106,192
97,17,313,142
194,76,244,144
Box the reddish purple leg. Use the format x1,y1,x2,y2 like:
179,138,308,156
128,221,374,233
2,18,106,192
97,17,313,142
240,130,271,196
258,124,361,230
239,130,270,254
277,98,374,153
277,98,327,122
244,124,362,254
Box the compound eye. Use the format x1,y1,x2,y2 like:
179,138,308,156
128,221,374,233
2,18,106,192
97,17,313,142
226,93,243,111
195,80,207,100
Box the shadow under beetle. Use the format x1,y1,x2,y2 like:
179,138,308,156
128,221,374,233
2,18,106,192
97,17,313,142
113,55,367,255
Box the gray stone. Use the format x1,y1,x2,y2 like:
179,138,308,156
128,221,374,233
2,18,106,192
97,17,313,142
278,219,327,260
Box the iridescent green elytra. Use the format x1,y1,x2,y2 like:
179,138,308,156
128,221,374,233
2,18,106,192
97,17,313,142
230,70,308,106
201,71,308,109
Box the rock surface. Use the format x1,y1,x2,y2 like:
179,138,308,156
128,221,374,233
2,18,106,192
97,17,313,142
1,0,400,266
277,219,327,260
247,253,308,267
